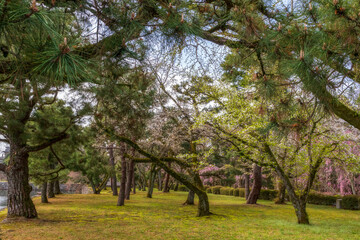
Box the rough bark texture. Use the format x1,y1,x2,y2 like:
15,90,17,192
246,164,262,204
6,152,37,218
158,171,162,191
132,170,136,194
41,182,48,203
48,181,55,198
183,190,195,205
125,160,134,200
244,169,250,200
117,152,127,206
108,147,118,196
197,191,210,217
54,179,61,195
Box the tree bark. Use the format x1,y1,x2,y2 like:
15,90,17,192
117,151,127,206
108,147,118,196
158,170,162,191
132,170,136,194
54,179,61,195
147,166,156,198
41,181,48,203
294,199,309,224
48,181,55,198
125,160,134,200
197,191,210,217
244,168,250,200
275,179,286,204
246,164,262,204
6,151,37,218
163,163,171,193
183,190,195,205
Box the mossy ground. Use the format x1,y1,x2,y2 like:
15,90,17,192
0,190,359,240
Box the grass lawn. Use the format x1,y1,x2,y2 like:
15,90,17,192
0,191,359,240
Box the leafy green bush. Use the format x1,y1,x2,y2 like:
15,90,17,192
177,185,189,192
229,188,235,196
307,192,338,206
233,188,240,197
206,187,212,193
238,188,245,197
211,186,222,194
341,195,360,210
220,187,232,195
259,189,278,200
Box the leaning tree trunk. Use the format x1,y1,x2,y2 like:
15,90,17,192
117,153,127,206
244,169,250,200
41,181,48,203
125,160,134,200
246,164,262,204
48,181,55,198
6,151,37,218
54,179,61,195
183,190,195,205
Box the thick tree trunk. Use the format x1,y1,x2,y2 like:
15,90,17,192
174,182,179,191
54,179,61,195
41,182,48,203
6,152,37,218
197,191,210,217
108,147,118,196
48,181,55,198
183,190,195,205
117,153,127,206
244,169,250,200
246,164,262,204
294,199,309,224
275,179,286,204
125,160,134,200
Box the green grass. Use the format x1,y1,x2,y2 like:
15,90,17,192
0,191,359,240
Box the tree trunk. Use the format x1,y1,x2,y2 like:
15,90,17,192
163,163,171,193
41,181,48,203
183,190,195,205
54,179,61,195
48,181,55,198
108,147,118,196
147,166,156,198
132,170,136,194
275,179,286,204
174,183,179,191
197,191,210,217
294,199,309,224
158,170,162,191
117,152,127,206
244,169,250,200
6,152,37,218
125,160,134,200
246,164,262,204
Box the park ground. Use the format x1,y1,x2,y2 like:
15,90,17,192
0,191,359,240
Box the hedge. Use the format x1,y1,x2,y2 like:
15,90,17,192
211,186,222,194
307,192,339,206
177,185,189,192
259,189,278,200
342,195,360,210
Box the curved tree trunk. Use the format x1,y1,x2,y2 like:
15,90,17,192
48,181,55,198
197,191,210,217
117,152,127,206
6,152,37,218
183,190,195,205
54,179,61,195
41,181,48,203
246,164,262,204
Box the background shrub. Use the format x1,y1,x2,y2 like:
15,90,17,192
342,195,360,210
259,189,278,200
307,192,338,206
211,186,222,194
177,185,189,192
